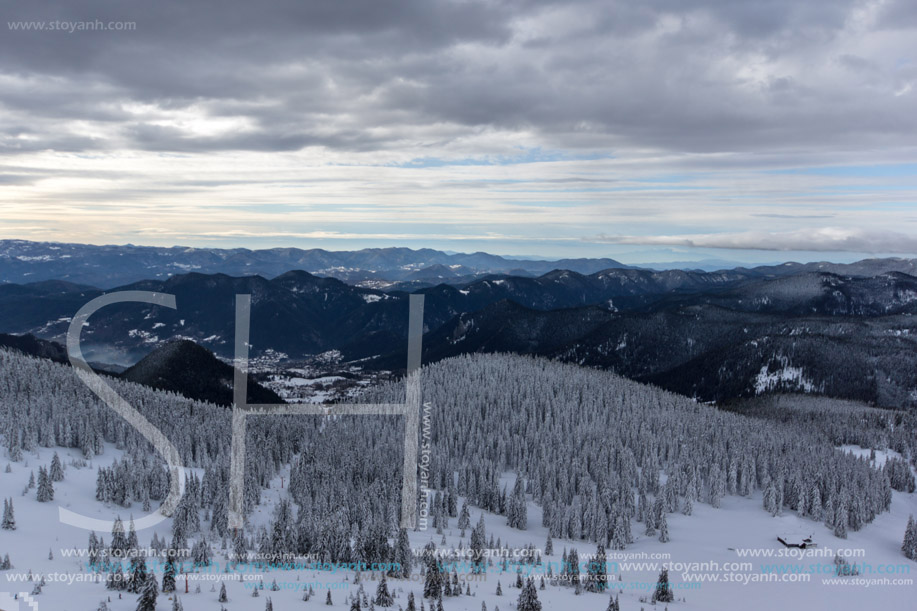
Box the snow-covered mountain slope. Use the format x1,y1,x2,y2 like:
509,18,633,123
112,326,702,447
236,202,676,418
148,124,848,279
0,351,914,610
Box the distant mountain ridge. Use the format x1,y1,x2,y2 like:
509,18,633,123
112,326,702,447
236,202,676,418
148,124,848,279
4,241,917,409
5,239,917,290
3,266,917,365
0,240,630,288
409,295,917,409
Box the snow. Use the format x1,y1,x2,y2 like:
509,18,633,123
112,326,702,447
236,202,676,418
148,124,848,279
1,445,913,611
361,294,382,303
127,329,159,344
754,358,819,394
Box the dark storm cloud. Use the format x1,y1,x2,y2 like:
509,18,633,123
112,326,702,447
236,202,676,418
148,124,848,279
1,0,915,156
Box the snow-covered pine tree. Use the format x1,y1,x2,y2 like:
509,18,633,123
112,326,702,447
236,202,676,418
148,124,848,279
834,497,849,539
106,563,125,591
470,514,486,574
375,573,394,607
516,577,542,611
652,568,674,603
585,544,607,593
763,482,778,516
393,528,412,578
50,452,64,481
110,517,127,556
658,510,670,543
135,573,158,611
458,501,471,531
566,548,580,589
903,515,917,560
36,466,54,502
507,475,527,530
127,556,148,594
1,498,15,530
161,557,176,593
127,518,138,551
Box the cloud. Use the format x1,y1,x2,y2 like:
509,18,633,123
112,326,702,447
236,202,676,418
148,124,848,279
1,0,916,259
0,0,914,157
590,228,917,254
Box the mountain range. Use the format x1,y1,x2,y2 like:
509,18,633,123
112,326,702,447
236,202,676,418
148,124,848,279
0,239,628,288
3,241,917,410
5,239,917,289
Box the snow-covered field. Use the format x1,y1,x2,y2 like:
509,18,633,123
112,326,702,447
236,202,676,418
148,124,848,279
1,444,913,611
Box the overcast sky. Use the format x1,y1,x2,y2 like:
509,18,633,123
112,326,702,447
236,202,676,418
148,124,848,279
1,0,916,263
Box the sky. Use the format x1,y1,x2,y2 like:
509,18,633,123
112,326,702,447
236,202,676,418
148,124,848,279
0,0,916,264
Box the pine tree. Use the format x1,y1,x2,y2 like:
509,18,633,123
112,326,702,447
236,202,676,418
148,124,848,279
1,498,15,530
172,595,184,611
162,557,176,593
50,452,64,482
516,577,542,611
127,518,138,551
903,515,917,561
393,528,413,578
135,573,158,611
218,582,228,602
423,554,443,599
605,593,620,611
566,548,580,589
658,510,670,543
834,499,849,539
761,480,776,515
406,592,417,611
508,475,527,530
36,466,54,502
111,517,127,556
586,544,608,593
375,573,394,607
326,590,333,605
88,532,100,567
644,505,656,536
470,514,487,573
106,563,125,591
652,568,674,603
127,556,148,594
458,501,471,531
545,535,553,556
